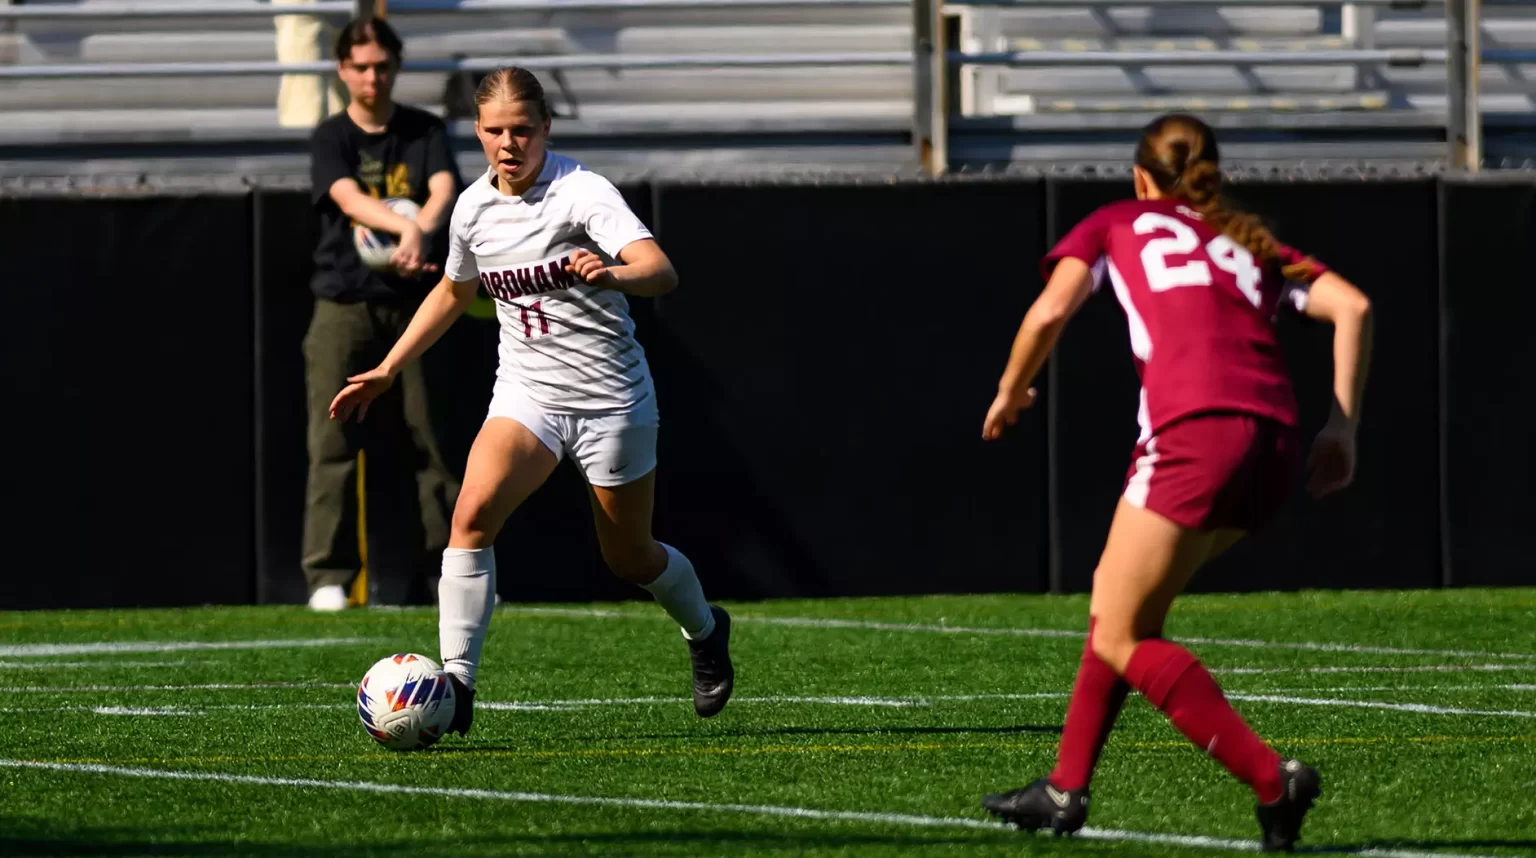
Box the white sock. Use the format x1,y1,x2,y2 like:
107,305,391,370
438,547,496,689
640,543,715,641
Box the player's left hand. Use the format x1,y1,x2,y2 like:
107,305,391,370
1305,421,1357,498
566,249,617,288
982,387,1037,441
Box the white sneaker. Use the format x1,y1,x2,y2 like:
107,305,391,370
308,585,348,612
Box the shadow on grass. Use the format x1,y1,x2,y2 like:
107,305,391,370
11,822,1535,856
1,827,1031,857
607,723,1062,742
1302,839,1536,855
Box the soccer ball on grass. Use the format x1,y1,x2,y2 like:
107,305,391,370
356,653,456,751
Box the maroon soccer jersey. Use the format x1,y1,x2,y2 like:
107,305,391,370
1045,198,1328,441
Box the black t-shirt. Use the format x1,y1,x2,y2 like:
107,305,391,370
309,105,461,302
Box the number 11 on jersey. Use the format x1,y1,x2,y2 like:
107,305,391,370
520,300,550,338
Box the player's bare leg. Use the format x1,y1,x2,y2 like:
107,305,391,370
439,417,559,736
984,499,1209,834
1085,499,1217,672
986,502,1318,850
589,470,734,717
1091,507,1319,852
1045,518,1245,811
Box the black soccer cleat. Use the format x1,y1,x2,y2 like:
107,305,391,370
687,605,734,718
445,673,475,737
983,778,1090,835
1256,758,1322,852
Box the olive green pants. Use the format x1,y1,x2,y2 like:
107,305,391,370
302,297,458,605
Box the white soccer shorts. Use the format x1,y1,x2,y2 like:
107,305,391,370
485,381,659,487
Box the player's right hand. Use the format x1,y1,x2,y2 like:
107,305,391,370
330,367,395,423
982,387,1037,441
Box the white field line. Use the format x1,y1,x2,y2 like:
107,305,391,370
0,660,204,670
1076,826,1495,858
0,704,348,715
0,683,356,693
30,658,1523,679
3,688,1534,720
0,759,1499,858
88,707,199,716
482,695,938,711
4,658,1525,684
824,691,1536,718
1255,684,1536,695
1214,664,1536,675
1175,635,1536,661
505,607,627,618
0,695,1044,716
748,616,1084,641
0,638,380,658
4,661,1525,682
1226,693,1536,719
500,607,1536,661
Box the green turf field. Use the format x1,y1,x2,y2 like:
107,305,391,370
1,589,1533,857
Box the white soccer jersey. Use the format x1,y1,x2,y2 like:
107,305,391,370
445,152,656,413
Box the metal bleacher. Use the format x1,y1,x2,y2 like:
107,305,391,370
945,0,1486,165
0,0,918,178
0,0,1526,179
959,2,1536,121
960,5,1388,121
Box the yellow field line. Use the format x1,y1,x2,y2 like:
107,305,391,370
29,733,1536,768
6,608,1536,630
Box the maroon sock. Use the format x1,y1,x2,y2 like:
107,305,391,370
1048,618,1130,792
1124,638,1283,803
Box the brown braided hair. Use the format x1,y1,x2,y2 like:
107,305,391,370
1135,113,1316,281
473,66,551,123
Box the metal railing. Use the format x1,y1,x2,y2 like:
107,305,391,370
0,53,913,79
919,0,1489,173
0,0,907,18
0,0,912,81
0,0,1507,172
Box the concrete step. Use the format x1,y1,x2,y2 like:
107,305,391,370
995,91,1391,114
0,73,442,110
11,4,908,38
0,65,909,110
960,136,1447,166
75,30,284,62
0,96,912,145
1404,92,1536,114
0,33,49,64
989,6,1322,39
997,35,1349,52
9,23,911,63
1381,63,1536,95
0,140,919,183
994,65,1359,95
1375,16,1536,50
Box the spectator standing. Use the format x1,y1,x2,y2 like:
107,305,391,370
303,16,463,611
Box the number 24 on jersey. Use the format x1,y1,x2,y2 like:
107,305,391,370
1135,212,1265,309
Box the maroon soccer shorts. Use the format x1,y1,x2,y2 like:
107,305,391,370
1122,412,1300,532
